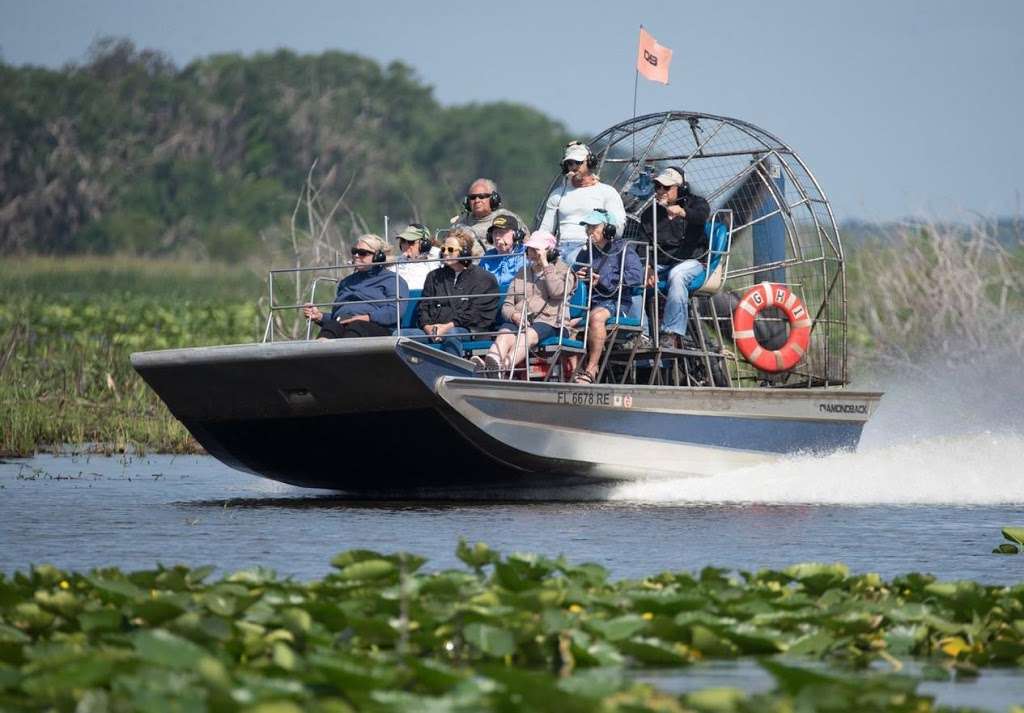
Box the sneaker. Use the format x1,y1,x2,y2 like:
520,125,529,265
469,355,486,376
483,353,503,379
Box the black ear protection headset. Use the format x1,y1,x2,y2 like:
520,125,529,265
464,184,502,212
666,165,689,193
406,223,433,255
545,247,560,263
372,246,387,263
562,141,599,174
486,220,525,246
589,208,616,240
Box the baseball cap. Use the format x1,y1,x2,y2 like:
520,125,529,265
654,167,684,188
563,141,590,163
523,230,556,252
579,209,612,226
396,224,431,242
487,214,521,234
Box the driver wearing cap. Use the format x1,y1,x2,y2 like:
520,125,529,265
640,166,710,348
539,141,626,264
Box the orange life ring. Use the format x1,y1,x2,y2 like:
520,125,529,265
732,282,812,373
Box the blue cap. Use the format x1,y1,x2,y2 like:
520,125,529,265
579,209,612,226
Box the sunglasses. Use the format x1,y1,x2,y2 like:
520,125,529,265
563,160,582,168
466,193,492,200
351,248,375,257
654,183,671,191
441,246,461,254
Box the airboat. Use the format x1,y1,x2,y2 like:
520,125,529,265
132,111,881,491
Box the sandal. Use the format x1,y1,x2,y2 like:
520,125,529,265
572,368,596,384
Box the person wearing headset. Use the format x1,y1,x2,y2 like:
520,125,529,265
404,226,500,357
473,230,575,379
540,141,626,265
479,213,526,291
302,234,409,339
453,178,526,249
571,210,644,384
393,223,436,290
639,167,711,348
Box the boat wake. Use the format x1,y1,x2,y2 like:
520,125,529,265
607,430,1024,505
610,359,1024,506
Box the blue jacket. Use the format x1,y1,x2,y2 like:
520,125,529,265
480,246,525,291
573,239,645,311
327,266,409,327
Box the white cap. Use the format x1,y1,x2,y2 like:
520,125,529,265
563,141,589,163
654,167,684,188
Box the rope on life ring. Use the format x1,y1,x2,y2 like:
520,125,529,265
732,282,812,373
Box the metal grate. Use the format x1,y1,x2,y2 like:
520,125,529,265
534,111,847,386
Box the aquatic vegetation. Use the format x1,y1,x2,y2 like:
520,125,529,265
0,543,1020,711
0,258,262,456
994,528,1024,554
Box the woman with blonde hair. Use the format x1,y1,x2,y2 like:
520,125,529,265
302,234,409,339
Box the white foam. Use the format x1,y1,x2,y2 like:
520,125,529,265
607,431,1024,505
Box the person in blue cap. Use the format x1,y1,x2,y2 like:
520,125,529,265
571,209,644,383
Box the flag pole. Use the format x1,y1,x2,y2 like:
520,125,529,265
633,25,641,159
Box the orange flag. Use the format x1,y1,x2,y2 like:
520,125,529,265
636,27,672,84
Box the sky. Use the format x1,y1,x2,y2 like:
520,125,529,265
2,0,1022,222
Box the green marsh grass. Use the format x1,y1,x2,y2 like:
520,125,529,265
0,257,265,456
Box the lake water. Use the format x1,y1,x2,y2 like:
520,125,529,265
3,423,1024,710
3,365,1024,708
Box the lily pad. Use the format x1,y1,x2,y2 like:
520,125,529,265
1002,527,1024,546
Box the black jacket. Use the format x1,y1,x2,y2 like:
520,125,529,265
417,264,500,332
640,191,711,263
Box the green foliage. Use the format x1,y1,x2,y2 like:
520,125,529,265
0,257,262,455
1,547,1013,711
1,39,572,257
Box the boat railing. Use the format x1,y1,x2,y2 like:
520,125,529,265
262,252,536,369
261,220,748,386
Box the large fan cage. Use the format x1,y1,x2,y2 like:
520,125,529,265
535,111,847,387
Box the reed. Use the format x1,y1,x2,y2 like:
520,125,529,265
0,258,263,456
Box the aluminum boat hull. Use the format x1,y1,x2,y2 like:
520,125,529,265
131,337,881,491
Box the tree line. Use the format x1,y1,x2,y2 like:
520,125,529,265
1,38,572,260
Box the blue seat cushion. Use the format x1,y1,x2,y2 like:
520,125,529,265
538,336,585,350
400,289,422,329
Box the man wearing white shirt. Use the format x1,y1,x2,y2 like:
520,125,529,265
540,141,626,264
393,224,436,290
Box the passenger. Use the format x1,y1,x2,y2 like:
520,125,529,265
404,226,500,357
571,210,644,384
393,223,436,290
302,234,409,339
479,214,525,291
640,167,711,347
474,230,574,379
452,178,527,250
540,141,626,264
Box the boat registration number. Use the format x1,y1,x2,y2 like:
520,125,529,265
556,391,633,408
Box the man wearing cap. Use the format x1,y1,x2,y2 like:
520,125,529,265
452,177,526,249
640,166,711,347
571,210,644,383
540,141,626,263
479,213,526,292
393,223,436,291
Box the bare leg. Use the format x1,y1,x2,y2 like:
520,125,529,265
507,327,540,372
583,307,611,376
489,332,516,362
